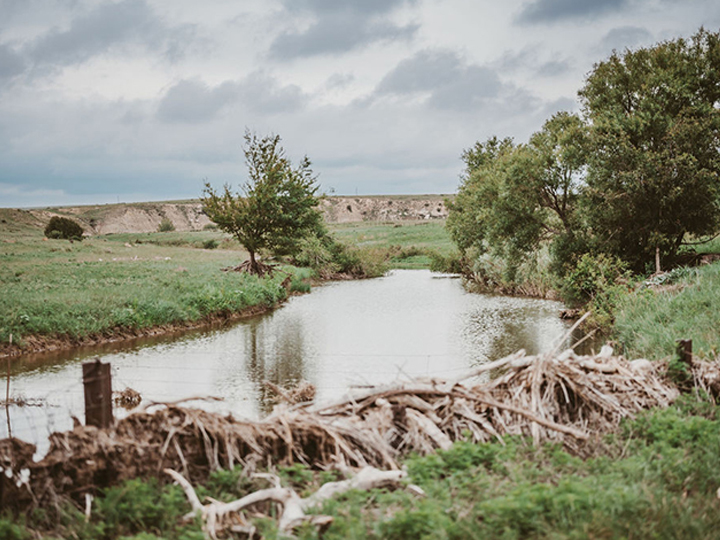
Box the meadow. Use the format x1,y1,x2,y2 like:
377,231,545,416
0,211,455,349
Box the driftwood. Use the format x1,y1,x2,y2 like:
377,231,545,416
165,466,407,538
1,346,718,527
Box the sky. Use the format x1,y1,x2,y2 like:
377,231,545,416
0,0,717,208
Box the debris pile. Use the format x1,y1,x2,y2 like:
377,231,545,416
1,346,718,526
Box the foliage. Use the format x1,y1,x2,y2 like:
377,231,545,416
157,217,175,232
614,260,720,360
202,131,324,274
447,29,720,300
447,114,588,288
294,232,389,278
201,239,219,249
428,251,465,274
580,28,720,271
44,216,84,241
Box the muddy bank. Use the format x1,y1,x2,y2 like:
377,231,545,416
0,302,282,361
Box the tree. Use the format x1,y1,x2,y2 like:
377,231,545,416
44,216,84,241
446,113,588,279
579,29,720,271
202,132,324,275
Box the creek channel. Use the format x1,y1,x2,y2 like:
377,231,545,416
2,269,586,451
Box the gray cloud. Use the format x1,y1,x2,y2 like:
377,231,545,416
376,49,504,110
157,79,238,124
24,0,195,69
157,73,308,124
536,59,572,77
0,43,25,83
598,26,653,52
269,0,419,59
516,0,630,24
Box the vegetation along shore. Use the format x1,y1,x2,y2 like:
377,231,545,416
3,29,720,540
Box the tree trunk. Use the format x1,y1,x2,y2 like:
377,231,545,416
248,250,260,275
655,246,661,274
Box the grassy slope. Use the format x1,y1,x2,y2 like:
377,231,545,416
0,213,301,347
0,211,454,347
613,263,720,361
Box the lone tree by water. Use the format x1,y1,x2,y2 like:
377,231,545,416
202,131,324,275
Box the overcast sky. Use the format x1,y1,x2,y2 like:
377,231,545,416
0,0,717,208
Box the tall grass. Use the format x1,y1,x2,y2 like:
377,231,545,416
614,263,720,360
0,230,300,345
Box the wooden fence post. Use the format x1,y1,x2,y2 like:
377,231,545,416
676,339,693,366
82,359,113,428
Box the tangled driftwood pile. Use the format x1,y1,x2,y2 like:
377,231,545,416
1,346,718,531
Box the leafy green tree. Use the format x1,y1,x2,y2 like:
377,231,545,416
580,28,720,271
202,132,324,274
446,113,588,279
44,215,84,241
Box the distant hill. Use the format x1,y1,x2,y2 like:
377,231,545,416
1,195,451,235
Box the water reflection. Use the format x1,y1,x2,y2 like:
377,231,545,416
2,270,582,448
244,317,309,414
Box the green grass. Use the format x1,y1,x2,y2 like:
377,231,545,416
0,213,456,346
328,220,456,269
613,263,720,360
7,396,720,539
0,224,308,346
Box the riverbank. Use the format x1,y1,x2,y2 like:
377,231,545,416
0,216,455,358
0,223,306,358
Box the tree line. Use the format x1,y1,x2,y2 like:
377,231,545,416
447,28,720,302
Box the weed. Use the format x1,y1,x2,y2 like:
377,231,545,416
157,218,175,232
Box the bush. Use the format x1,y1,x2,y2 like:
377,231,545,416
44,216,84,241
294,234,388,278
561,253,632,327
158,217,175,232
429,251,466,274
201,239,219,249
203,223,218,231
561,252,629,305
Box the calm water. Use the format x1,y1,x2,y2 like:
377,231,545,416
2,270,575,448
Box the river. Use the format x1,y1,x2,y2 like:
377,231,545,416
1,270,577,449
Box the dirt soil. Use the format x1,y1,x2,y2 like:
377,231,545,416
24,196,450,235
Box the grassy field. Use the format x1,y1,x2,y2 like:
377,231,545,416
0,212,302,348
0,210,454,348
328,220,455,269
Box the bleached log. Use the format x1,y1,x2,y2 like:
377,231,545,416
405,409,453,450
165,465,407,537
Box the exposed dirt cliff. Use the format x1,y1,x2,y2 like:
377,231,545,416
22,195,450,235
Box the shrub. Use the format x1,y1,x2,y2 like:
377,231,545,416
201,239,219,249
429,251,466,274
560,253,633,329
203,223,218,231
44,216,84,241
158,217,175,232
